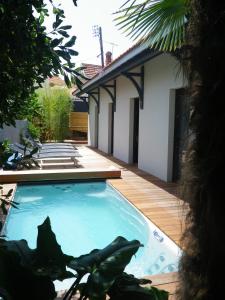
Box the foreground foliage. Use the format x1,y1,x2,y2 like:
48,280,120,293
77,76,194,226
0,0,83,127
115,0,187,52
0,186,18,233
0,141,12,169
0,217,168,300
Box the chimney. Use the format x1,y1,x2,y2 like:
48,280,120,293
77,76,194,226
105,51,112,66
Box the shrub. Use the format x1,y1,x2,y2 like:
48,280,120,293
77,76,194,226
37,87,71,141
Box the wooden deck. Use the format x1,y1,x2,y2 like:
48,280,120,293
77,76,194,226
78,146,185,245
0,145,187,298
77,146,186,298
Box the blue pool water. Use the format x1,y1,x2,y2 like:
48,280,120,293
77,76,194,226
4,181,181,279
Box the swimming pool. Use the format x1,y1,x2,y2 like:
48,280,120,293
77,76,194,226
4,181,181,279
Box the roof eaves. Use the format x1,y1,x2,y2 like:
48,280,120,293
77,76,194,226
76,43,160,97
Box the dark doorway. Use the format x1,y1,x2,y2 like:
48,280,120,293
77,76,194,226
133,98,139,163
109,103,114,154
173,88,189,181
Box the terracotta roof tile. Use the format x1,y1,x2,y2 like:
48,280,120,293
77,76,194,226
72,42,142,95
82,42,140,82
81,63,102,79
48,76,65,86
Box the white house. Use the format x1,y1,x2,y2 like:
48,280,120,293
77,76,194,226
76,43,188,182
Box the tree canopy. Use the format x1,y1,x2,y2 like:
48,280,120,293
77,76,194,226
0,0,83,127
115,0,188,51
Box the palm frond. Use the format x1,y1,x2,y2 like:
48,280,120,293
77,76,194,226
115,0,188,52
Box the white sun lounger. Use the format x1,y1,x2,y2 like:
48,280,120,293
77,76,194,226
13,143,79,155
20,137,76,150
9,144,81,168
34,152,81,168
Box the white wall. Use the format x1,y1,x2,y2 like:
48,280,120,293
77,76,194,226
113,75,138,163
88,98,98,147
0,120,28,143
88,53,186,182
138,54,185,181
98,88,112,153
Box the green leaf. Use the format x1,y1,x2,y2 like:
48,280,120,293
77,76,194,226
51,38,63,48
114,0,187,51
74,76,84,90
58,30,70,38
150,286,169,300
69,236,141,275
73,69,89,80
55,50,71,61
64,36,76,47
68,49,78,56
59,25,72,30
69,237,142,299
64,73,71,88
30,147,39,156
39,12,45,25
53,14,63,29
35,217,74,280
0,239,56,300
0,5,4,13
108,272,169,300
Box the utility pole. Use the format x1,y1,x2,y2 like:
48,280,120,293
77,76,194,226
92,25,104,68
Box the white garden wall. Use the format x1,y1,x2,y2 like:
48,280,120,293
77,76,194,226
0,120,28,144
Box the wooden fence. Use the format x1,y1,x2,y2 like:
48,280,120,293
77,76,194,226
69,112,88,134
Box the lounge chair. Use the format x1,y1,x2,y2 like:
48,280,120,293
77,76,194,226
21,134,77,150
35,151,81,168
9,144,81,168
13,143,79,155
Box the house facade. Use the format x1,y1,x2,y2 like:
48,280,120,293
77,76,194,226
77,43,188,182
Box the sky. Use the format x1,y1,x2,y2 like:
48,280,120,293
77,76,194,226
46,0,134,66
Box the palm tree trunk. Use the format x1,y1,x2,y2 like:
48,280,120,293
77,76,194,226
178,0,225,299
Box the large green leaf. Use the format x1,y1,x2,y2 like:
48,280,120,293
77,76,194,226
115,0,188,51
69,236,142,299
0,217,75,300
68,49,78,56
64,36,76,47
34,217,74,280
69,236,141,275
58,30,70,38
108,272,168,300
0,239,56,300
59,25,72,30
0,187,18,215
51,37,64,48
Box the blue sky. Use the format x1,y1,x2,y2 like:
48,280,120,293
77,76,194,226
45,0,134,66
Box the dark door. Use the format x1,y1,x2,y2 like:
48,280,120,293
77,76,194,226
109,103,114,154
173,88,189,181
133,98,139,163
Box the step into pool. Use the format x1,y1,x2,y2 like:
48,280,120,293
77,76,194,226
4,181,181,281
